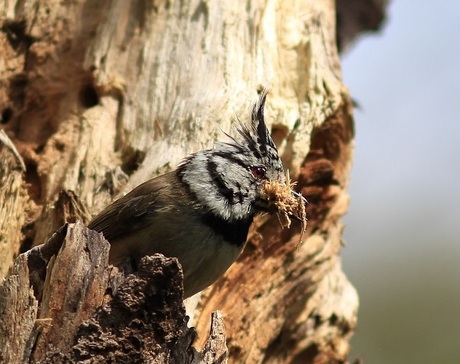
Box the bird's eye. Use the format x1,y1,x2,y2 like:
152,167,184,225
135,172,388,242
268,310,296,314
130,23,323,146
251,166,266,179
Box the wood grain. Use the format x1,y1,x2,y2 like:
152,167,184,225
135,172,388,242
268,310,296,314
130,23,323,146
0,0,387,361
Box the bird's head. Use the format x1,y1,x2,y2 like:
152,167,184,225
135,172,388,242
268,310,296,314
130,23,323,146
179,92,306,225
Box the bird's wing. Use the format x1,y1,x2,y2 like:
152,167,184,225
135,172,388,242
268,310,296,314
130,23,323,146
88,173,172,242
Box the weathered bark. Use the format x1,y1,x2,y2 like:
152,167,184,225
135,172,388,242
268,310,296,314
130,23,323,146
0,0,386,363
336,0,387,52
0,221,228,363
0,130,28,277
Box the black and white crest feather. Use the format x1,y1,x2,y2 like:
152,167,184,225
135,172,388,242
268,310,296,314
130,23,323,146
178,92,285,223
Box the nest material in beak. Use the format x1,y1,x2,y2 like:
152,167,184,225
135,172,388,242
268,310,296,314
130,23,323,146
261,171,307,243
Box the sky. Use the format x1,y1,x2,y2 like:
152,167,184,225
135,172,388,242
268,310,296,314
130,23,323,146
340,1,460,363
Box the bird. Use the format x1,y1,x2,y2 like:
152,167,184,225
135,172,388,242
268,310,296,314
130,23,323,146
88,91,305,298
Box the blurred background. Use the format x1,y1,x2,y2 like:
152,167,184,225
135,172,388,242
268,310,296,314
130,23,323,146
340,1,460,363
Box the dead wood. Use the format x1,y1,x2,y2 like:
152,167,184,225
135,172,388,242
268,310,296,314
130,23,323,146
0,0,387,362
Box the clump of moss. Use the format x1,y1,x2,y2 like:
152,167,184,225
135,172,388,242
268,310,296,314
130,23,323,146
261,171,307,244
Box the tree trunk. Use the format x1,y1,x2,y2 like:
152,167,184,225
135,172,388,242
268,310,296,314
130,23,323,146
0,0,385,362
